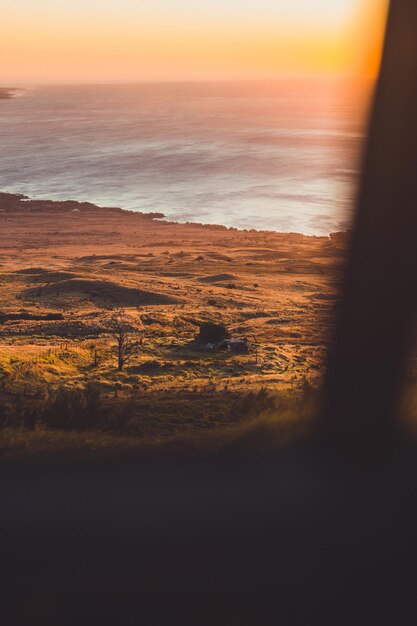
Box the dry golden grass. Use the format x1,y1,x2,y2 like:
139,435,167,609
0,192,344,460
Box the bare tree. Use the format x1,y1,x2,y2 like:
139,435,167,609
105,311,141,371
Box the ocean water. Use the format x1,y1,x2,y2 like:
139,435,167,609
0,81,370,235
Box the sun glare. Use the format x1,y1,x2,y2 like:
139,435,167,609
0,0,388,83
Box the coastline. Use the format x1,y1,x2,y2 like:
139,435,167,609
0,190,347,238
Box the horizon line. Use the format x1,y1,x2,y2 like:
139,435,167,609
1,75,376,89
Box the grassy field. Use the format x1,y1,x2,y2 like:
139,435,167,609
0,192,345,462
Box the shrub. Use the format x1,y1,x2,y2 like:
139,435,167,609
228,388,275,422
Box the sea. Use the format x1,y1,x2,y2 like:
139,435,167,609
0,80,371,235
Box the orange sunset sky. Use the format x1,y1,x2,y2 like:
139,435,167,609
1,0,388,84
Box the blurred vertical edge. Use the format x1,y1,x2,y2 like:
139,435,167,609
321,0,417,451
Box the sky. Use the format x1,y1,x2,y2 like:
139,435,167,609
0,0,388,84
